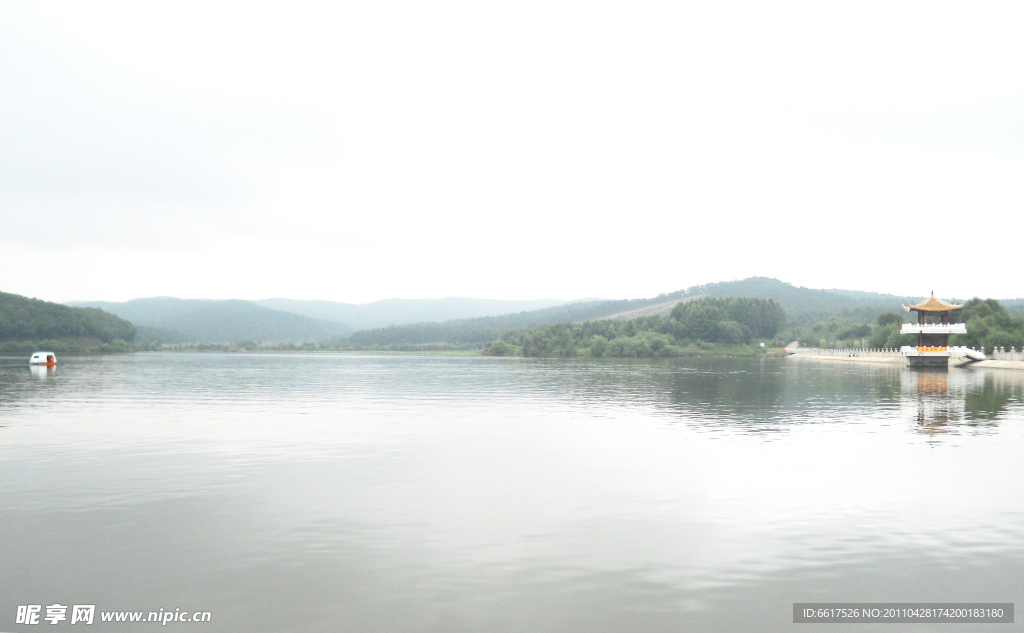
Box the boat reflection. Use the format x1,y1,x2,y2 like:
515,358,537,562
29,365,55,380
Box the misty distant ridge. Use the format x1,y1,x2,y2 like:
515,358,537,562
253,297,574,330
66,279,1024,345
67,296,578,344
327,279,1024,350
67,298,352,344
72,297,222,326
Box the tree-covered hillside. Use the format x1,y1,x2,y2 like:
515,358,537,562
338,300,628,349
144,301,352,343
951,299,1024,351
65,279,1013,351
695,277,916,325
1002,299,1024,317
781,298,1024,353
69,297,220,325
71,297,354,343
255,297,572,330
482,297,785,357
337,278,912,349
73,295,576,331
1,291,136,343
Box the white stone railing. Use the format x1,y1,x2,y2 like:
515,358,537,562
794,346,1023,362
991,347,1024,362
795,348,901,357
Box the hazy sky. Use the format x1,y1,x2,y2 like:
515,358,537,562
2,2,1022,303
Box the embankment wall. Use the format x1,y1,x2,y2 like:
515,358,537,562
789,348,1024,371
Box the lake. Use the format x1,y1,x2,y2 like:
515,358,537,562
2,353,1022,631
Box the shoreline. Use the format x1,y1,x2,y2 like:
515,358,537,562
788,353,1024,371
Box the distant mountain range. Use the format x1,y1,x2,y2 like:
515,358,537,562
1,291,135,346
253,297,572,330
69,298,352,344
64,279,1024,346
341,279,1020,349
68,296,574,344
343,278,928,348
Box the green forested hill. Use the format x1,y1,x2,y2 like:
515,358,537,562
340,300,634,349
1003,299,1024,316
63,279,1008,350
339,278,919,349
484,297,785,357
148,301,351,343
0,291,136,343
71,298,354,343
70,297,220,325
481,294,1024,358
255,297,572,330
694,278,917,325
73,296,574,331
341,294,706,348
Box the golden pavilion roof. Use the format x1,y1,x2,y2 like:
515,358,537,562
903,294,962,313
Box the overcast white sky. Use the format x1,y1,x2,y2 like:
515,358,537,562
1,2,1022,304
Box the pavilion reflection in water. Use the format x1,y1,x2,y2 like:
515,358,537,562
903,370,960,431
900,367,1024,433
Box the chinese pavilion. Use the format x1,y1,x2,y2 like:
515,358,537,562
900,293,968,367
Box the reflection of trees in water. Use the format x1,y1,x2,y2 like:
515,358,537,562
512,357,791,425
767,361,904,413
3,355,1022,438
0,358,114,426
643,358,1024,436
664,357,788,423
660,358,910,429
964,372,1024,420
796,362,905,406
900,368,1024,434
0,363,57,420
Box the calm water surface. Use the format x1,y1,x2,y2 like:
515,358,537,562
1,353,1023,632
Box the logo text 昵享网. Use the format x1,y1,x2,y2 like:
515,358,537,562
16,605,211,625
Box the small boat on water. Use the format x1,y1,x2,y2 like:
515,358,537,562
29,351,57,366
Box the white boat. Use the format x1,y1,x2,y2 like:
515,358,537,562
29,351,57,366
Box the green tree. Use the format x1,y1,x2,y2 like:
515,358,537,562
714,320,745,344
952,298,1024,352
876,311,904,327
482,340,511,356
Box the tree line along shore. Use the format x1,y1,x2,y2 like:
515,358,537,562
3,282,1023,357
